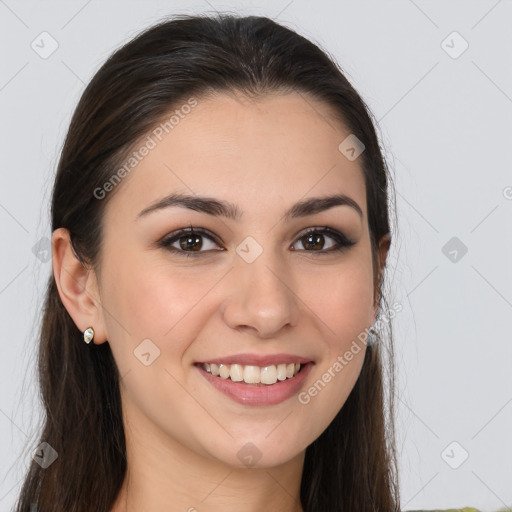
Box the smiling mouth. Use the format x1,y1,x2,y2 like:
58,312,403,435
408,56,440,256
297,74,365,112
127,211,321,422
197,362,304,386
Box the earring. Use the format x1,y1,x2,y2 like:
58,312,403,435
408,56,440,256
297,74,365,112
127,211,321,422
83,327,95,344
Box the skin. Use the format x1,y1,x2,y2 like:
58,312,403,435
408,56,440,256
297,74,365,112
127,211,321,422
52,91,389,512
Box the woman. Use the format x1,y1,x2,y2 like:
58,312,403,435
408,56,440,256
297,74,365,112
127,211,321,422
15,13,400,512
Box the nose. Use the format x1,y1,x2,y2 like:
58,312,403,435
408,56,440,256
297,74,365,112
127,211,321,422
221,249,300,339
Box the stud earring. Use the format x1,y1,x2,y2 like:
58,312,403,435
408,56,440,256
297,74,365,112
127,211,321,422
83,327,95,344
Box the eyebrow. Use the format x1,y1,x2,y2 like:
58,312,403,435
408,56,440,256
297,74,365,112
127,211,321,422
136,192,363,222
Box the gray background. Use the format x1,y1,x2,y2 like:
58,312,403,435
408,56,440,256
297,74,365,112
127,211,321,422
1,1,511,510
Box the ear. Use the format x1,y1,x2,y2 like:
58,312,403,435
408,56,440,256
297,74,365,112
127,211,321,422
51,227,108,344
373,233,391,320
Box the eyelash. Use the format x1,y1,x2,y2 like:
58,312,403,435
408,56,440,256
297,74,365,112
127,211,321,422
157,225,356,258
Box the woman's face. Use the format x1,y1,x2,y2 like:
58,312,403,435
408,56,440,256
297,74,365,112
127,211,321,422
95,91,383,469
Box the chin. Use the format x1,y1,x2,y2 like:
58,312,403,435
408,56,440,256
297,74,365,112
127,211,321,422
206,438,305,470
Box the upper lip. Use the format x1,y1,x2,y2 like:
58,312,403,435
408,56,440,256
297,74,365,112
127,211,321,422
197,353,313,367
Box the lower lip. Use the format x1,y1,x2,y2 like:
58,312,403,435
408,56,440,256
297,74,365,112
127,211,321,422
196,362,314,406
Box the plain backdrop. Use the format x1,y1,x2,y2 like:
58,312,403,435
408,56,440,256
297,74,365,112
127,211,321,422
0,1,511,510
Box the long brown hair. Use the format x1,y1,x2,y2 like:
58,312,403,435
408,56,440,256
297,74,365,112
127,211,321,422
15,13,400,511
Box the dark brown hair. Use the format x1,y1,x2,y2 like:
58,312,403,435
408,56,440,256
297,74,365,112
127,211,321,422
15,13,400,511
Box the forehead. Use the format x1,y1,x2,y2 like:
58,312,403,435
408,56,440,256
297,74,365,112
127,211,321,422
104,91,367,223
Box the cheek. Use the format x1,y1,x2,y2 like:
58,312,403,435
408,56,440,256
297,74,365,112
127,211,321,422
297,255,375,346
294,258,373,438
103,254,224,354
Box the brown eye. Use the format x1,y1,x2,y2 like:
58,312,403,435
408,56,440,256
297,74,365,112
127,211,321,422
159,227,222,257
291,227,355,253
177,233,203,251
158,225,355,258
300,232,328,251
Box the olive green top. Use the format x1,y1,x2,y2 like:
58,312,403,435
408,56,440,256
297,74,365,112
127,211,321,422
407,508,511,512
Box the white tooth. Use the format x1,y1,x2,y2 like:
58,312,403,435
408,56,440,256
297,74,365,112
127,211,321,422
210,363,220,376
286,363,295,378
243,365,261,384
203,363,211,373
295,363,301,375
230,364,244,382
219,364,230,379
261,365,278,385
277,363,287,381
